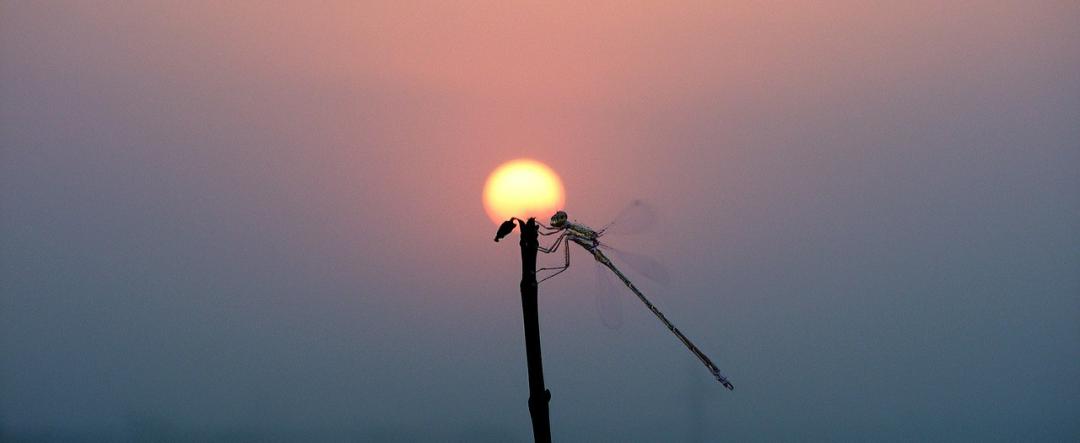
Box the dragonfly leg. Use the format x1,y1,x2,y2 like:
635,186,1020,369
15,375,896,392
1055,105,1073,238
537,233,566,254
538,222,565,236
537,240,571,283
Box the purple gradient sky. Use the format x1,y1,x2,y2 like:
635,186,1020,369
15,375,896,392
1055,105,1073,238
2,2,1078,441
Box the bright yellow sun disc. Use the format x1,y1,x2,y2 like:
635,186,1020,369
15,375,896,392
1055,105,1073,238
483,159,565,225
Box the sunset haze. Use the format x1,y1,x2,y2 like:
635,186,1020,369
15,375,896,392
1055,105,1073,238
2,2,1078,441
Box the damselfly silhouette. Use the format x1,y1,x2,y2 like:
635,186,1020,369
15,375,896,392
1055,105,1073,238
535,202,735,390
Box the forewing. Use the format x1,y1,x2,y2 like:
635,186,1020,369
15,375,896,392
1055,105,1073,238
599,200,657,236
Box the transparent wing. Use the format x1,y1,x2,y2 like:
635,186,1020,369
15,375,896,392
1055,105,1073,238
598,243,671,287
594,261,624,329
590,201,667,329
598,200,657,236
592,245,669,329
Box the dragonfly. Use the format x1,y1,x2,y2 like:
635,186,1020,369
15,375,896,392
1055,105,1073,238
534,203,735,390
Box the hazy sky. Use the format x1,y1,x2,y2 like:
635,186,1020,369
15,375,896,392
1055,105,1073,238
2,2,1078,441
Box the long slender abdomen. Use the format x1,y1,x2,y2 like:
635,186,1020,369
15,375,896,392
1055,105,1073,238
592,249,734,390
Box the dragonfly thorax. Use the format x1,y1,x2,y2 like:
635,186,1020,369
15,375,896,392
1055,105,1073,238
551,211,594,234
549,210,600,247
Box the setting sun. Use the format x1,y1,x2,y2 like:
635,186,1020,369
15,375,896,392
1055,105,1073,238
483,159,565,225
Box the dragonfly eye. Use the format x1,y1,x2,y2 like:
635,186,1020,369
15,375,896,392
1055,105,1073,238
550,211,567,227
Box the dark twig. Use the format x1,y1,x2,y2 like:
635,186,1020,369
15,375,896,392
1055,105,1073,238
495,217,551,442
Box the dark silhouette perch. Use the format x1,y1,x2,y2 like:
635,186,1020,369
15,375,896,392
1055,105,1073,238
495,217,551,443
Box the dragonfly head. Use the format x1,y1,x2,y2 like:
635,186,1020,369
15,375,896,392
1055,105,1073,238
550,210,568,228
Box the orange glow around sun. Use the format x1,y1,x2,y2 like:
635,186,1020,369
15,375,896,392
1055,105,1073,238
483,159,565,225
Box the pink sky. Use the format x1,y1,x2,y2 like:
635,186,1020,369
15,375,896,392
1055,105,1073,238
3,2,1078,439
